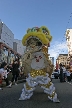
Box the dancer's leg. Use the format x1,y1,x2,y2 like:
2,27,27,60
40,81,60,103
19,81,35,100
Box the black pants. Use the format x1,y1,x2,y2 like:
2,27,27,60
11,74,19,82
71,73,72,79
4,78,9,86
60,74,64,82
67,76,71,81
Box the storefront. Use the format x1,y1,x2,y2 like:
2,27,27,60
8,51,15,64
0,42,21,64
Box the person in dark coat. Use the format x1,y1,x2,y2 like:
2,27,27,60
10,59,20,86
59,63,64,82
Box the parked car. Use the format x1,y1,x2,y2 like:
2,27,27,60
51,73,55,79
53,70,59,79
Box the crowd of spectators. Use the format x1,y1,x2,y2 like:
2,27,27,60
59,64,72,82
0,58,24,90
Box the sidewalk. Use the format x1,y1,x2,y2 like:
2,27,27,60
0,72,27,87
0,78,26,87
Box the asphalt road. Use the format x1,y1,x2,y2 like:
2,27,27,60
0,79,72,108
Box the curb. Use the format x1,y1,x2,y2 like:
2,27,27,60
18,79,26,83
0,79,26,87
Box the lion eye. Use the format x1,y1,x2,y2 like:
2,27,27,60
39,56,42,59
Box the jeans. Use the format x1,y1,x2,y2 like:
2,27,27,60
4,78,9,86
11,74,19,82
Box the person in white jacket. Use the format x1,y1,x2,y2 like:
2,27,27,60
66,69,71,82
0,62,11,88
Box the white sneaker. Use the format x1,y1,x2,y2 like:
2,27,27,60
6,85,12,88
0,87,3,90
15,83,17,85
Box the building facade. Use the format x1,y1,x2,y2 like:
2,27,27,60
65,29,72,57
0,20,14,49
13,39,26,55
0,19,21,63
50,57,54,65
0,42,21,64
56,54,70,68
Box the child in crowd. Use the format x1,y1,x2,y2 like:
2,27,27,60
0,62,11,88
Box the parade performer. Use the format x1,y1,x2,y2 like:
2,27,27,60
19,26,60,103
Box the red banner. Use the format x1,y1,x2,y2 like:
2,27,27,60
56,61,58,70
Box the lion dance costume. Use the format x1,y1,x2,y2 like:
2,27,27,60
19,26,60,103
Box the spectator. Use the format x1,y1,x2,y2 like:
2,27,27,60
0,62,11,88
7,64,13,73
66,69,71,82
62,65,66,82
0,73,3,90
0,63,1,69
10,59,20,86
59,64,64,82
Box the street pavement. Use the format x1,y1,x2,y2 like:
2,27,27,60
0,79,72,108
